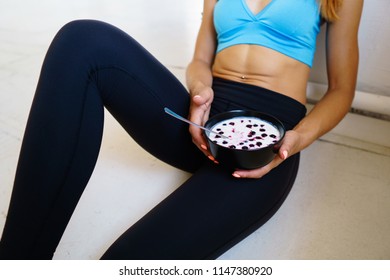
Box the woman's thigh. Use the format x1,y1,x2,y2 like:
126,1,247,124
101,154,300,260
0,20,207,260
52,20,206,172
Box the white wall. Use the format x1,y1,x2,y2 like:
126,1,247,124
310,0,390,98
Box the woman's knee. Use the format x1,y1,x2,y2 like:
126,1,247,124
54,20,111,47
51,19,141,64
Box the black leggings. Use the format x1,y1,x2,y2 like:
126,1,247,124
0,20,307,260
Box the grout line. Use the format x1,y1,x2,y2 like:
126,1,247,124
167,65,186,70
306,82,390,121
317,137,390,157
307,98,390,121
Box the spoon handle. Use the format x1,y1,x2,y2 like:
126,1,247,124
164,107,226,138
164,107,205,130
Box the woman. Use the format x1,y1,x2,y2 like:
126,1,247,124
0,0,363,259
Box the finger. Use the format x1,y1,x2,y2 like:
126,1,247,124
232,156,284,179
193,134,219,164
232,165,271,179
280,150,288,160
194,140,218,164
193,96,211,113
189,126,217,162
189,131,207,153
192,94,206,105
192,88,213,105
278,139,291,159
277,130,298,160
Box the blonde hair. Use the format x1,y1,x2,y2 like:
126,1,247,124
319,0,343,21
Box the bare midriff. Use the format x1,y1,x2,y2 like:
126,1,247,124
212,44,310,104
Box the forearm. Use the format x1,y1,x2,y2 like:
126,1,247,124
185,59,215,158
293,87,355,151
186,60,214,96
293,0,361,153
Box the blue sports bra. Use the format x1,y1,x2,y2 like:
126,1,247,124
214,0,321,67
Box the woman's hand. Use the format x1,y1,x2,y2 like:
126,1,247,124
232,130,302,179
185,0,218,162
188,86,217,161
232,0,363,180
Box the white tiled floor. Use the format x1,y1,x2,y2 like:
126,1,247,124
1,0,389,260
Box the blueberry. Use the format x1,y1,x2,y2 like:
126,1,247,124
248,131,256,138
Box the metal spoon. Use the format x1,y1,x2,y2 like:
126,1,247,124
164,107,229,139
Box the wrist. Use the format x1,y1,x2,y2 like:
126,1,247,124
292,121,321,151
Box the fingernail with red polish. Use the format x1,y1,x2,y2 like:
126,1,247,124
208,155,215,161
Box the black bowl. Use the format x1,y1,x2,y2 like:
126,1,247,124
204,110,285,170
